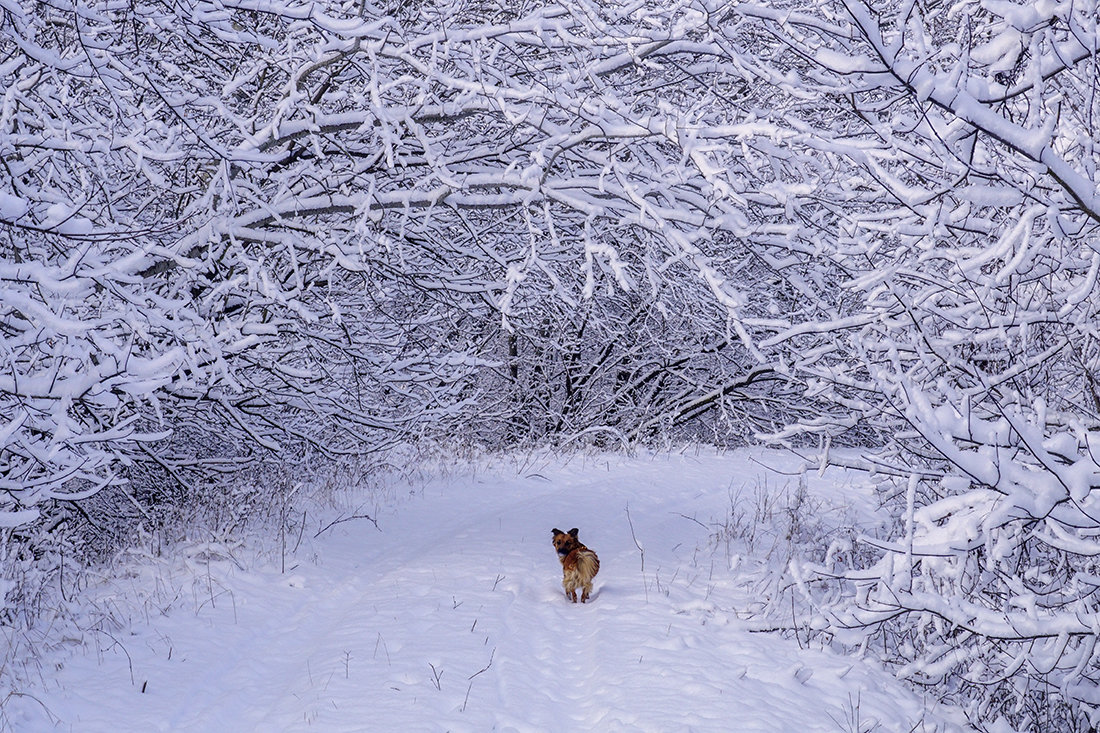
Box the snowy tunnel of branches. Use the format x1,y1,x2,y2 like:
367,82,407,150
2,0,1100,728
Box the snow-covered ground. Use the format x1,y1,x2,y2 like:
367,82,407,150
6,449,972,732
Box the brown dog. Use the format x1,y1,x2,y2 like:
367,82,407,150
551,527,600,603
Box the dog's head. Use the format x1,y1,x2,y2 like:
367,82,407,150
551,527,581,557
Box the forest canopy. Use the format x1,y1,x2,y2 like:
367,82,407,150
2,0,1099,728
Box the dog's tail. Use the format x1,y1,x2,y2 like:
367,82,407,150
577,549,600,579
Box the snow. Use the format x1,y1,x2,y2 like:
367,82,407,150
0,508,39,529
969,28,1022,71
7,449,970,732
0,191,28,220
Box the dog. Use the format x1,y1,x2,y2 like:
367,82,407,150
551,527,600,603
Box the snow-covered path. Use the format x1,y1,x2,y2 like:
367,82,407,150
15,450,970,732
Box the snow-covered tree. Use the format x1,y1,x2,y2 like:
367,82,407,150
723,1,1100,728
1,0,829,534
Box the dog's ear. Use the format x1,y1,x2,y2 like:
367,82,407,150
569,527,579,537
552,528,562,535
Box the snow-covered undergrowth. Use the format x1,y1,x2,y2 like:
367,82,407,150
2,448,971,731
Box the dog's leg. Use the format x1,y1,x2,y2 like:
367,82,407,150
581,583,590,603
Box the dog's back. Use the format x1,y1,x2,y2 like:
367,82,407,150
565,545,599,578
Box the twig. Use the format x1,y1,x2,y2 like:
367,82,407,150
673,512,708,529
467,648,495,681
93,629,135,685
314,512,380,538
373,633,391,665
1,691,59,724
792,594,803,650
293,509,308,553
462,648,495,713
625,505,647,602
